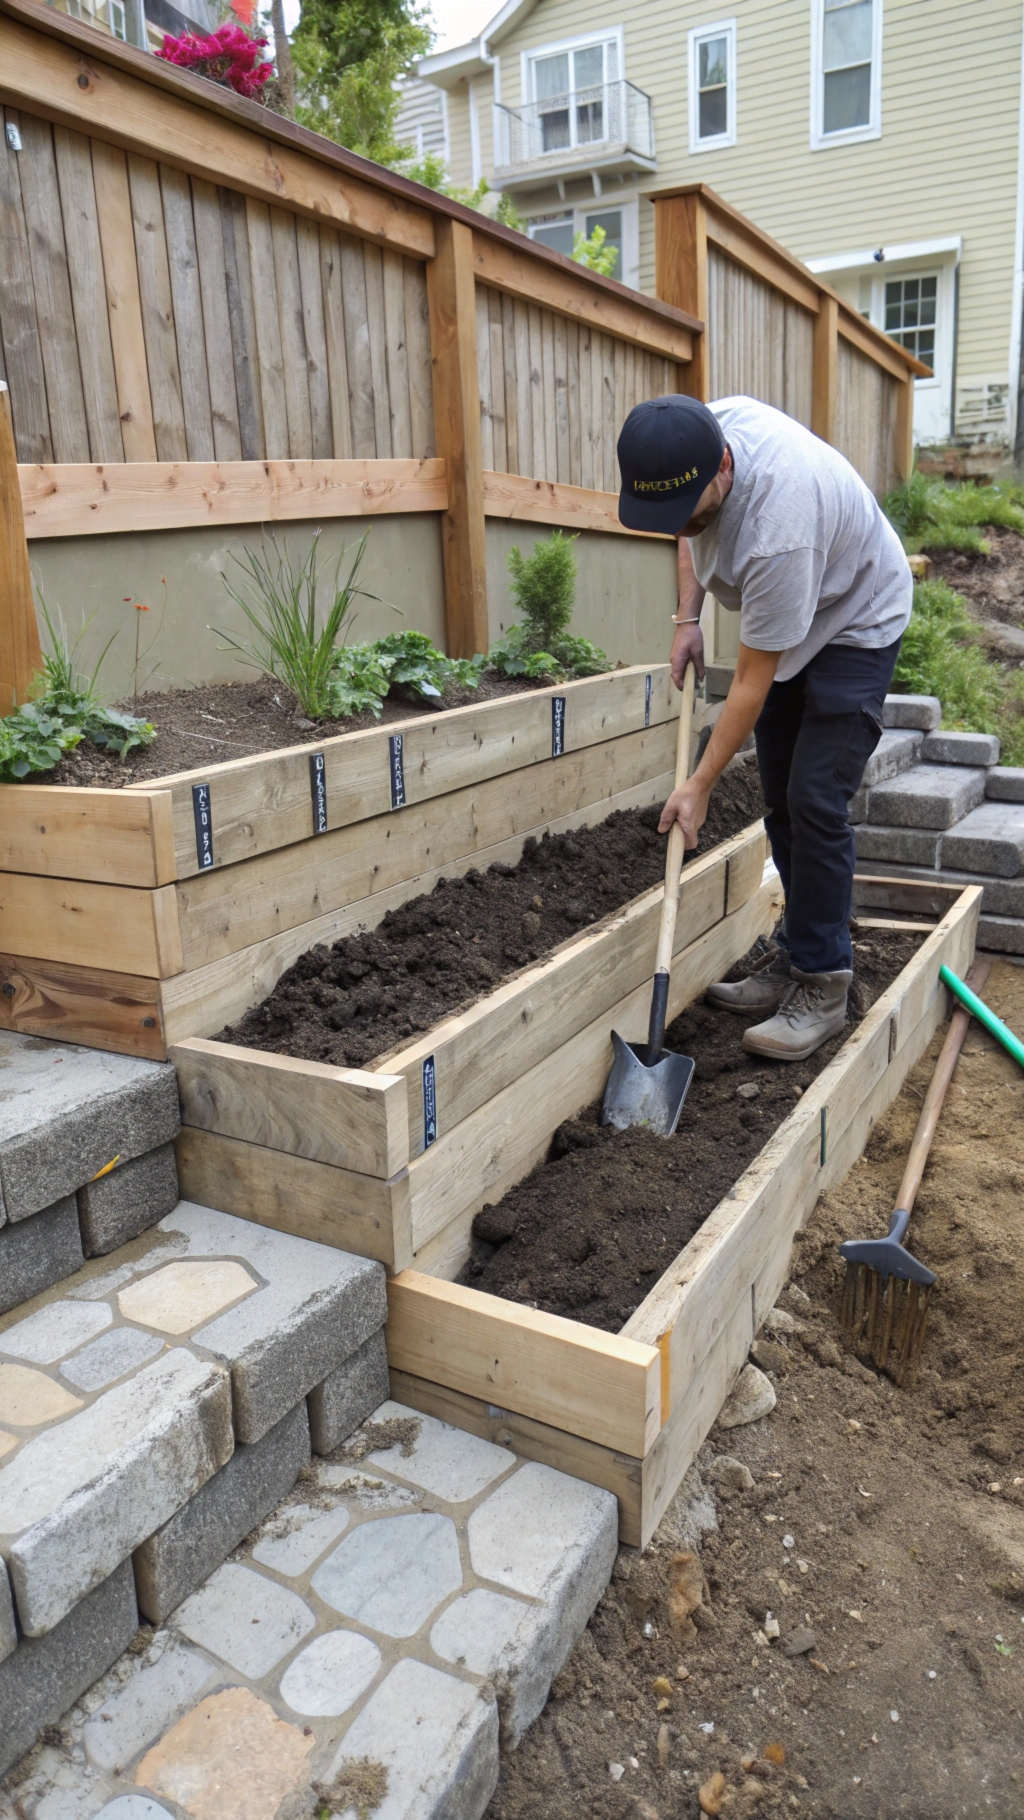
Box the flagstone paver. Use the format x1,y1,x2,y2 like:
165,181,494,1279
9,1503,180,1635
278,1629,381,1718
312,1511,463,1637
173,1563,316,1678
83,1639,220,1774
63,1327,165,1393
117,1259,259,1333
1,1298,112,1364
0,1362,82,1426
135,1687,314,1820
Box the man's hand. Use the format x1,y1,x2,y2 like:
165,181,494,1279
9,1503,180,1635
670,619,705,688
658,776,710,850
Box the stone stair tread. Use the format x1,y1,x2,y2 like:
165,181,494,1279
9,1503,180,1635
860,729,923,789
941,801,1024,878
987,767,1024,802
3,1402,619,1820
866,763,986,830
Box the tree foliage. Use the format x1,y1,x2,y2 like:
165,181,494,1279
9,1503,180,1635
289,0,432,161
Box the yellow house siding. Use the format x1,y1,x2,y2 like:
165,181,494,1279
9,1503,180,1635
445,81,475,188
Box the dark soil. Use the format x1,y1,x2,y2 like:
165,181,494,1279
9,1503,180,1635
46,672,539,787
926,524,1024,664
218,762,766,1067
461,932,923,1332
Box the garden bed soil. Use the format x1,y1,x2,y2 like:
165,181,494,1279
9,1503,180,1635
461,931,924,1332
927,524,1024,664
484,959,1024,1820
218,763,766,1067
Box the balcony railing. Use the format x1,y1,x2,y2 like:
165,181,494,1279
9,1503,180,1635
494,80,655,182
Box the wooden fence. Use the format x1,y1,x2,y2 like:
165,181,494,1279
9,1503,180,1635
0,0,923,705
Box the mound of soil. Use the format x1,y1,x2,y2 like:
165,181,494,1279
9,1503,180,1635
219,762,766,1067
461,932,923,1331
927,524,1024,663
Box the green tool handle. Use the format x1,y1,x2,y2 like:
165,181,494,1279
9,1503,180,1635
939,963,1024,1070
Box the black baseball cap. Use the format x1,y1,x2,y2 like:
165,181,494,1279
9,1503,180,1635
617,395,726,533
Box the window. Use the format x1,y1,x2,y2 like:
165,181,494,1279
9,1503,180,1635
884,274,937,370
526,34,621,154
527,200,637,287
811,0,882,147
688,21,736,152
108,0,127,37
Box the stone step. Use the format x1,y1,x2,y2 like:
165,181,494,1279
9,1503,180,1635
866,763,986,831
987,767,1024,803
882,693,941,732
941,802,1024,878
849,857,1024,920
921,730,1000,767
2,1401,618,1820
978,914,1024,955
860,728,924,788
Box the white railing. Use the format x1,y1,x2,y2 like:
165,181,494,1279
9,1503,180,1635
494,80,654,170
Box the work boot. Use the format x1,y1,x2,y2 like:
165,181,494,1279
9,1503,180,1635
742,966,853,1061
706,943,791,1015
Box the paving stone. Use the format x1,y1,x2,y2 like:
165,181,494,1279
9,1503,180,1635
430,1587,564,1747
941,802,1024,877
0,1036,179,1222
77,1145,180,1258
62,1327,165,1393
0,1349,233,1636
867,764,986,830
987,766,1024,802
718,1362,777,1428
324,1658,499,1820
250,1498,350,1577
118,1259,259,1334
1,1556,15,1663
278,1628,381,1717
978,914,1024,955
134,1402,310,1625
849,784,869,824
308,1328,389,1454
1,1297,112,1364
0,1560,138,1780
364,1402,513,1502
172,1561,315,1677
135,1686,314,1820
0,1430,15,1460
855,823,940,867
83,1637,219,1773
93,1801,177,1819
467,1463,618,1614
156,1202,387,1442
314,1463,422,1511
860,728,923,787
0,1362,82,1427
922,729,1000,766
312,1511,462,1637
882,693,941,731
0,1197,83,1318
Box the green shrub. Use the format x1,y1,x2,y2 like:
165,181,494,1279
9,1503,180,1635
894,577,1024,764
0,703,79,781
0,599,156,781
371,631,484,702
492,531,610,681
884,471,1024,554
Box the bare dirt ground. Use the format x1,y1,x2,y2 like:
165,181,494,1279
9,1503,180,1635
486,960,1024,1820
928,526,1024,665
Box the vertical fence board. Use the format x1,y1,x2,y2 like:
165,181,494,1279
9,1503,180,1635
513,299,531,479
475,283,494,470
295,218,332,460
91,140,156,462
553,310,569,484
190,177,242,461
339,234,375,457
578,323,594,491
320,227,352,459
500,290,519,477
245,198,288,457
18,113,89,461
527,303,544,481
219,187,264,459
566,316,581,487
363,243,392,458
382,247,412,459
52,126,123,463
0,110,54,462
488,287,507,473
160,165,214,461
404,257,434,458
129,154,187,461
541,311,557,481
270,207,313,460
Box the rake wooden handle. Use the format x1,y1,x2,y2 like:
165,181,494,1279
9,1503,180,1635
653,665,696,979
895,956,992,1216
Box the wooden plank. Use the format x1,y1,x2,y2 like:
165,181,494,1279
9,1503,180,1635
512,298,531,481
472,231,696,365
0,107,52,462
160,767,675,1045
128,154,187,461
90,139,157,462
896,372,915,480
141,665,675,876
270,206,312,460
475,283,494,472
0,950,166,1058
173,1036,409,1179
390,1370,645,1546
426,217,488,657
245,197,288,458
566,316,581,488
541,309,557,481
0,876,182,975
339,233,375,458
363,242,392,459
52,125,123,462
705,213,820,316
388,1271,662,1457
295,217,331,461
812,292,838,446
527,304,545,479
653,192,709,402
553,311,569,484
175,1126,411,1270
0,381,41,711
219,185,263,460
160,163,214,460
19,456,447,539
382,247,412,460
837,309,914,382
487,286,506,473
0,784,174,885
852,873,965,918
403,256,433,459
191,176,242,461
17,111,89,460
500,290,519,477
578,323,594,492
320,227,352,460
638,1280,752,1547
481,471,666,540
725,826,767,913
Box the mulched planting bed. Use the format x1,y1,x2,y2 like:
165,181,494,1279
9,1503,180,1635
219,762,766,1066
460,930,924,1332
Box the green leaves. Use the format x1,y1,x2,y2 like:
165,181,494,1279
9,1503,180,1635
884,471,1024,554
372,631,484,702
492,534,610,682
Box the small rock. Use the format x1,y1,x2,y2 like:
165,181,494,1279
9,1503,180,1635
608,1761,625,1782
521,910,541,939
698,1769,727,1815
675,1663,690,1681
763,1742,786,1766
750,1337,789,1375
652,1676,674,1698
782,1534,795,1550
762,1306,798,1336
890,1709,900,1723
718,1364,777,1429
642,1619,656,1639
708,1455,755,1496
764,1613,780,1640
782,1626,817,1657
657,1722,671,1767
657,1697,671,1713
783,1283,811,1308
737,1082,760,1100
668,1551,706,1640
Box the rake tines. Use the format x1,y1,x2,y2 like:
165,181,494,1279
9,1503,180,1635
840,1261,932,1386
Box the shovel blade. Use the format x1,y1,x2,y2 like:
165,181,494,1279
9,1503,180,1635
601,1029,695,1137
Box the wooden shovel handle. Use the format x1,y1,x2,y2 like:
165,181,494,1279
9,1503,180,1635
895,956,992,1216
654,666,696,978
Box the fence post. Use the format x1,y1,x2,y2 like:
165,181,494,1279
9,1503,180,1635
812,293,838,446
895,371,916,479
0,382,42,713
426,218,490,659
653,192,709,401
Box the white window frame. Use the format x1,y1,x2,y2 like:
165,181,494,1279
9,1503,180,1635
688,19,736,154
526,193,640,290
520,26,626,155
810,0,883,150
107,0,127,38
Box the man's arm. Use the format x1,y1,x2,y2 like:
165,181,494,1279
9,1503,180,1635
658,642,781,846
670,535,706,685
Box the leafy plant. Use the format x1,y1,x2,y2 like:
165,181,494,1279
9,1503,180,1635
373,630,483,701
327,643,392,719
491,531,610,681
0,703,79,781
29,598,156,768
155,21,275,100
895,578,1024,766
572,222,619,277
884,470,1024,554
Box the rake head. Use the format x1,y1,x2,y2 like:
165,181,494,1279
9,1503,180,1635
838,1208,936,1387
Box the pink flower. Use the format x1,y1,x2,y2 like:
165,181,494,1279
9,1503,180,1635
155,23,274,97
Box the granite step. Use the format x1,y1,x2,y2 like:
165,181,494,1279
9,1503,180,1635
921,730,1000,768
941,802,1024,878
866,763,986,831
987,767,1024,803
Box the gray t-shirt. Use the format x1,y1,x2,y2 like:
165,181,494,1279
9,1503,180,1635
690,397,912,683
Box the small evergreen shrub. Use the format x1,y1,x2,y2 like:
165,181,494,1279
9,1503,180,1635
490,531,610,681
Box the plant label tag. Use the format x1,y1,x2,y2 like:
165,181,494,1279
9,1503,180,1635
191,783,214,869
422,1055,437,1147
644,672,652,727
309,752,328,834
551,696,566,757
389,734,406,808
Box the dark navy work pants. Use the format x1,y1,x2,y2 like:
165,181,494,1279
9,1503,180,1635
754,637,902,974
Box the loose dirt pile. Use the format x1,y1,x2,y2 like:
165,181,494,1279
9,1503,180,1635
928,524,1024,665
485,961,1024,1820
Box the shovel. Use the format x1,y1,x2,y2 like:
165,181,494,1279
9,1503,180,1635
602,667,697,1137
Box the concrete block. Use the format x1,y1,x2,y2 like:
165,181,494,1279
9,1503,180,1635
0,1036,179,1222
362,1401,512,1502
323,1658,499,1820
978,914,1024,955
867,764,985,830
941,802,1024,878
134,1402,311,1625
0,1350,233,1636
987,767,1024,802
849,785,869,824
78,1144,179,1257
860,729,923,787
307,1328,389,1455
855,824,941,868
1,1557,15,1664
882,694,941,731
0,1560,138,1780
171,1562,315,1678
0,1197,83,1317
158,1202,387,1443
83,1636,220,1773
849,859,1024,919
312,1512,462,1637
467,1461,618,1602
922,730,1000,766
